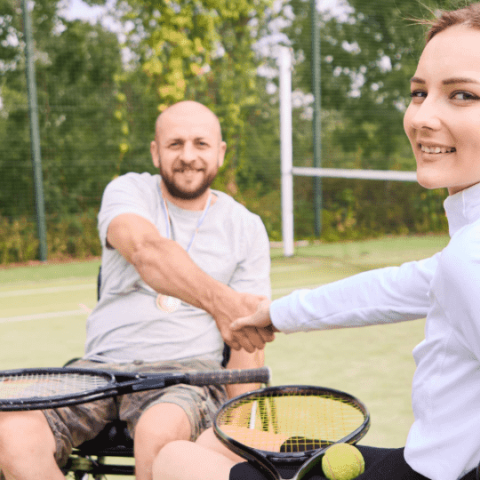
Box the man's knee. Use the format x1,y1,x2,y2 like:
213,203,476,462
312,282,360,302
134,402,192,451
133,404,193,480
0,411,56,466
0,411,55,446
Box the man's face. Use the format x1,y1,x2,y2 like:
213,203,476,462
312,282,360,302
151,104,226,200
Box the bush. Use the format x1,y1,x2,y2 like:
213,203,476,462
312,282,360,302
47,209,101,260
0,182,449,265
0,216,39,264
0,210,101,265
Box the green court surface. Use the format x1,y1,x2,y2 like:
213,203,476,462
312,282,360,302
0,234,449,477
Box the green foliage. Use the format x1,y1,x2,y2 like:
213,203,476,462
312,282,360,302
286,0,463,167
0,4,124,219
118,0,276,194
0,0,19,67
37,20,124,215
0,216,39,264
272,0,460,241
0,0,459,264
316,180,448,242
242,188,282,241
0,211,101,265
47,209,101,259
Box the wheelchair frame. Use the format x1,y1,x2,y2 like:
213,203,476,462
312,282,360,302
62,267,237,479
62,419,134,479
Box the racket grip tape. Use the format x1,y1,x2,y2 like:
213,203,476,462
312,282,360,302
186,367,271,386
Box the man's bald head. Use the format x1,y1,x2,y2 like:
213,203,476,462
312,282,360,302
150,100,227,205
155,101,223,143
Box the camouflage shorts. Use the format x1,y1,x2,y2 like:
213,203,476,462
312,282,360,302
42,358,227,467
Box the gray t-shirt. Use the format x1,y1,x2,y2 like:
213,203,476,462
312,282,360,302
84,172,271,364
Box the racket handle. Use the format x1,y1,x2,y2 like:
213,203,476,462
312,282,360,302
186,367,271,386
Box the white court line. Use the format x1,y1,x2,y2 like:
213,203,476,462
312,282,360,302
0,309,87,324
1,269,319,299
0,284,94,298
0,284,323,324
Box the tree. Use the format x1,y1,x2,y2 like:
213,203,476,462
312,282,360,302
269,0,459,239
286,0,463,170
116,0,277,194
0,0,124,218
37,19,123,214
0,0,33,218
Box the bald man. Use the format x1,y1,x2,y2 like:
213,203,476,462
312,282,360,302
0,101,271,480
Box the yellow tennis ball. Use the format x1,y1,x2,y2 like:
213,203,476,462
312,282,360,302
322,443,365,480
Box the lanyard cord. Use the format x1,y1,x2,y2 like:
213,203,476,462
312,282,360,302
134,183,212,310
158,183,212,253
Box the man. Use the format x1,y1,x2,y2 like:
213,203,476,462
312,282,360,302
0,101,271,480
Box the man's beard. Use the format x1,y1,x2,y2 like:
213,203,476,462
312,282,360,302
158,158,217,200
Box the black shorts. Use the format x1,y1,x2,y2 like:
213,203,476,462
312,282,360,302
229,447,477,480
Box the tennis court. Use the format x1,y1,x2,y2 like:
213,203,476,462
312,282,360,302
0,234,448,477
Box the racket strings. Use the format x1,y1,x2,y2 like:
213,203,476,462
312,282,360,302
216,392,366,453
0,372,111,399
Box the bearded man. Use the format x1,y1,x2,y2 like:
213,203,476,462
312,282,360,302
0,101,271,480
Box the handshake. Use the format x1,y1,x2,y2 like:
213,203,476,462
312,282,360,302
214,296,278,353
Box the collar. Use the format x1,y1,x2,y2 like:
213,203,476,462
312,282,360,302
444,182,480,237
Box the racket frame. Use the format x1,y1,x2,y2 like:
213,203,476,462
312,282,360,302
0,366,271,411
214,384,370,480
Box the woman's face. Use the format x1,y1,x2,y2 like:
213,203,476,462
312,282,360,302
404,25,480,195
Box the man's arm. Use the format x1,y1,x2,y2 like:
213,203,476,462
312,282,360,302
107,213,270,351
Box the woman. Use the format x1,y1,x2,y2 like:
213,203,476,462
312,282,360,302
153,4,480,479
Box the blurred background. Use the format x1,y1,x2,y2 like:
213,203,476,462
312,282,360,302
1,0,460,265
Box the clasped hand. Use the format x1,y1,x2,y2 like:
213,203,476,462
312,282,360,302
216,296,277,352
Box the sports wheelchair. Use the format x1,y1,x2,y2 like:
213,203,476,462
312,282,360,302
62,343,233,480
62,419,134,479
62,267,237,479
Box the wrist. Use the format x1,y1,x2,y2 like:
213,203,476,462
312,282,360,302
198,280,232,317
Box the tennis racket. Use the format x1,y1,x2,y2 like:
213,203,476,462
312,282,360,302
214,385,370,480
0,366,271,411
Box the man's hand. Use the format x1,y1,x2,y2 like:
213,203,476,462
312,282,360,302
228,299,277,351
211,291,275,352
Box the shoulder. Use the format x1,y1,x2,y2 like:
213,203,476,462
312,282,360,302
105,172,159,192
100,172,161,221
102,173,160,204
212,190,263,225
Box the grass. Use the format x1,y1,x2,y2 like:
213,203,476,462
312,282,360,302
0,234,450,477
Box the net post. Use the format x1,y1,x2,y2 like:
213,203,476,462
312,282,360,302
278,47,294,258
21,0,48,261
311,0,322,237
